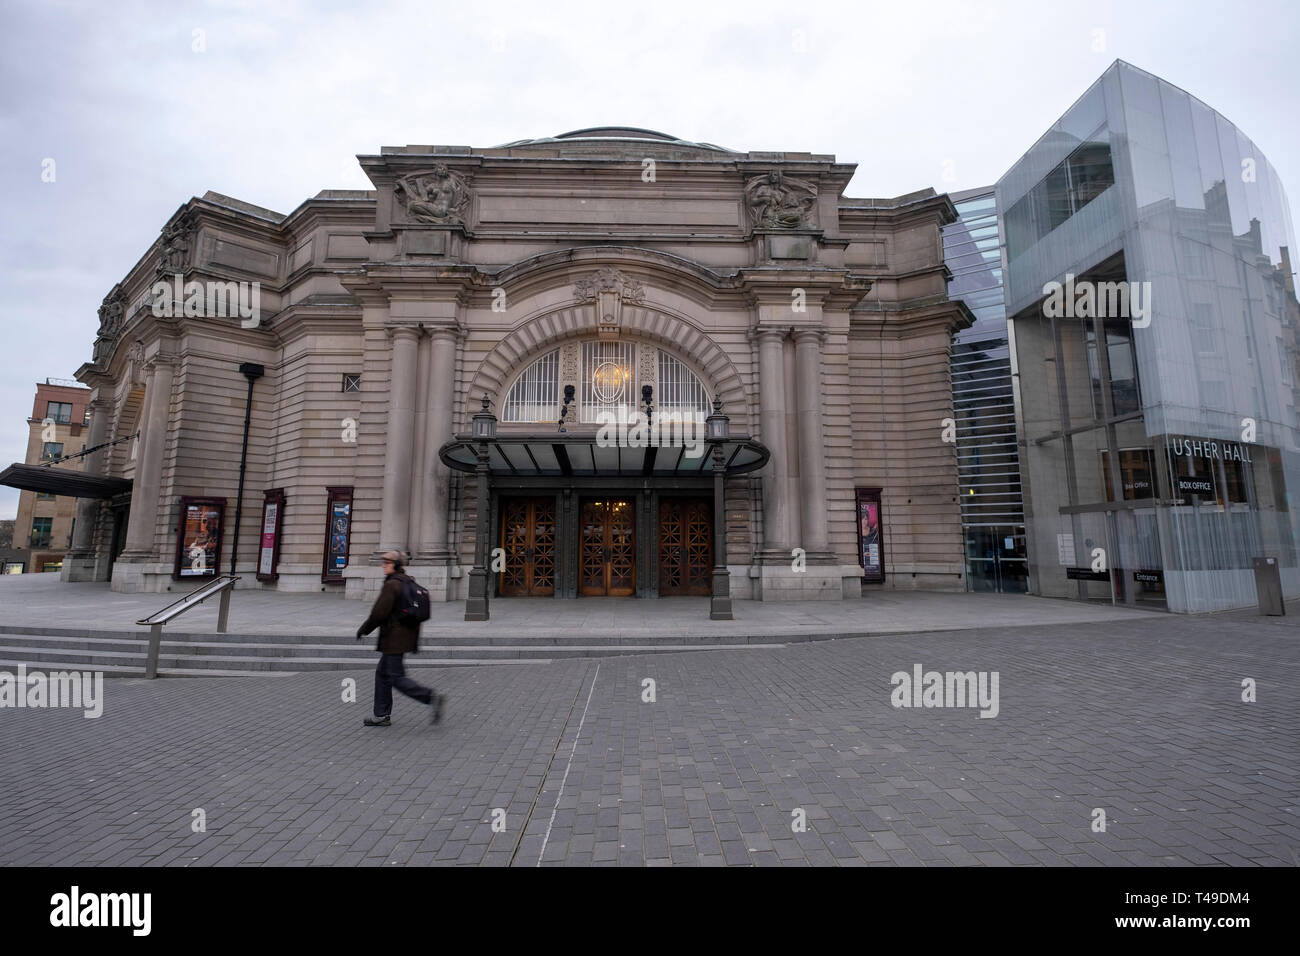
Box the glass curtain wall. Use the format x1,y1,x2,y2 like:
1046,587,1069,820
943,188,1028,592
999,60,1300,612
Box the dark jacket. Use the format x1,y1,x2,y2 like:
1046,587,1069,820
359,571,419,654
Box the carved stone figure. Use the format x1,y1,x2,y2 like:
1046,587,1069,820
745,170,818,229
97,285,125,336
395,165,471,224
92,285,127,365
573,267,646,335
572,267,646,304
157,210,196,275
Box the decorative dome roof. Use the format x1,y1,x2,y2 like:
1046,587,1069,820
496,127,736,153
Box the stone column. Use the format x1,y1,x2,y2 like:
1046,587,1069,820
121,358,174,559
756,328,791,553
378,325,420,556
418,327,458,561
794,329,829,554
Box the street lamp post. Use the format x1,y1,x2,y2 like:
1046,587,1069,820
706,398,732,620
229,362,264,576
465,394,496,621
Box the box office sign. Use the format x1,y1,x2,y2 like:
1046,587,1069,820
322,486,353,582
174,497,225,579
257,489,285,582
855,488,885,583
1175,476,1215,497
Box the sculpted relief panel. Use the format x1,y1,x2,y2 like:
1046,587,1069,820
744,170,818,230
394,165,471,225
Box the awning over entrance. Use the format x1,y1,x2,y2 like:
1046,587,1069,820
438,434,769,478
0,463,133,499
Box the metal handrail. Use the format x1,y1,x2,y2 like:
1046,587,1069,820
137,575,240,678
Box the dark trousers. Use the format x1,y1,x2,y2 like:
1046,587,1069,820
373,653,433,718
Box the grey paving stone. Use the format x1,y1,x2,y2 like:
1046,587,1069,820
1,612,1294,869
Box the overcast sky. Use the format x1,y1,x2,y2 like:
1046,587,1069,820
1,0,1298,519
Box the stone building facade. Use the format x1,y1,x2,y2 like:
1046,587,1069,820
60,128,972,604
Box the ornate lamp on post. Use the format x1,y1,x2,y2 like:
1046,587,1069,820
557,384,575,433
465,394,497,621
705,398,733,620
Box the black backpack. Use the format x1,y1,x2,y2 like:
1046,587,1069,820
395,575,432,627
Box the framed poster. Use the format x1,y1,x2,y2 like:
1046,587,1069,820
855,487,885,583
257,488,285,582
173,497,225,580
322,486,353,583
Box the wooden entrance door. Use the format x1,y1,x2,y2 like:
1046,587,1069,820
579,498,636,596
499,497,557,596
658,497,713,596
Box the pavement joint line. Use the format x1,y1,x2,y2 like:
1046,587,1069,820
534,662,601,868
503,661,595,867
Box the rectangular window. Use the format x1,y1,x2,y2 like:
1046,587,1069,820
1181,238,1206,277
1006,134,1114,262
1102,449,1156,501
30,517,52,548
45,402,72,424
342,373,361,392
581,340,636,423
1085,323,1141,418
41,442,64,461
36,492,55,501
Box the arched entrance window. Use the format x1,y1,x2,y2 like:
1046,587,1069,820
500,339,710,424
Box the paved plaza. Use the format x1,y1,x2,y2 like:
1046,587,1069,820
1,603,1296,866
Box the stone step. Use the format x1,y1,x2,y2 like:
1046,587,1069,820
0,633,785,674
0,623,811,646
0,657,548,678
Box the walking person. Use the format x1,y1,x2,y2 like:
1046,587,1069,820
356,550,445,727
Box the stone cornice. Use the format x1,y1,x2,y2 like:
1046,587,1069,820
850,299,975,337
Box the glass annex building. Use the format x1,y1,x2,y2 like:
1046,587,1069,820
942,187,1027,592
1000,60,1300,612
